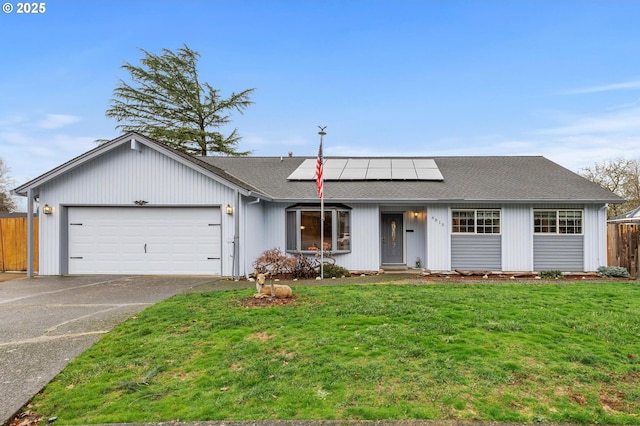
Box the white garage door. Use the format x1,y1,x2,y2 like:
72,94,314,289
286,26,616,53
68,207,222,275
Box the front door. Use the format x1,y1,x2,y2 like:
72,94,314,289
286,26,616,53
381,213,404,265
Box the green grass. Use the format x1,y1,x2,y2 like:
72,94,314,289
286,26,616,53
30,280,640,424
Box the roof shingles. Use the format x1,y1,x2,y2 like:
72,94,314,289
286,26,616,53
200,155,622,204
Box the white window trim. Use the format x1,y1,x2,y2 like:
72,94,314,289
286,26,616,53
532,209,584,235
451,208,502,235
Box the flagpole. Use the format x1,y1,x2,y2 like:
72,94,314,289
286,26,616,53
317,126,326,280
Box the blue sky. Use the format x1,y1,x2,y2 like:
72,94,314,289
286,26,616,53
2,0,640,204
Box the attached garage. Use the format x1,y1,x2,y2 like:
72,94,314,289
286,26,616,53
67,207,222,275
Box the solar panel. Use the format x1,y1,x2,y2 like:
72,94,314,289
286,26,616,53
324,159,348,169
366,167,392,179
339,167,367,180
415,168,444,180
323,168,343,179
391,159,415,169
392,167,418,180
287,158,443,181
413,159,438,169
369,159,391,168
347,159,370,168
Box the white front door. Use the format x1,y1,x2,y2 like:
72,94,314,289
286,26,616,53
68,207,222,275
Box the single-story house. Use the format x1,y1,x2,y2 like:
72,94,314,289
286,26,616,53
13,132,623,278
609,206,640,223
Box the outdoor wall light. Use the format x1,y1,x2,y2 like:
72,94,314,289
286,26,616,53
42,204,53,215
414,212,419,218
226,204,234,215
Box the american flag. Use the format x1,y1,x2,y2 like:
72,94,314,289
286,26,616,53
315,139,324,199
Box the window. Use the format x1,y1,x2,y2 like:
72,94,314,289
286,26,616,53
533,210,556,233
452,210,475,233
286,205,351,253
452,209,501,234
534,210,583,234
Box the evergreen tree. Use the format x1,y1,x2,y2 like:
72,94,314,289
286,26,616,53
106,45,254,156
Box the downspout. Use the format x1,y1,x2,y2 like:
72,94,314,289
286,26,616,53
601,204,609,268
244,196,261,277
26,188,34,278
233,190,240,280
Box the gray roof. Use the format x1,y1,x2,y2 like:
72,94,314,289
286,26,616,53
201,155,623,204
12,132,623,205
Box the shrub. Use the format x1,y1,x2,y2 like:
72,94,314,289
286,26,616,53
252,248,296,275
322,264,350,278
597,266,631,278
539,270,564,279
291,255,318,279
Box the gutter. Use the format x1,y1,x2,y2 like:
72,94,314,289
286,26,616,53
271,198,623,205
232,190,240,280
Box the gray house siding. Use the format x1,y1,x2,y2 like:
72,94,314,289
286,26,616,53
583,204,608,271
451,235,502,270
501,205,533,271
426,205,451,271
344,204,380,271
406,208,426,269
242,197,268,275
533,235,584,271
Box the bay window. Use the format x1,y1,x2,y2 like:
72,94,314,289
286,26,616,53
286,205,351,253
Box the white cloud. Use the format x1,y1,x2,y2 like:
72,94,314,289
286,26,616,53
243,133,311,156
481,107,640,171
0,114,29,127
0,130,34,146
563,79,640,95
0,128,96,187
37,113,81,129
538,107,640,136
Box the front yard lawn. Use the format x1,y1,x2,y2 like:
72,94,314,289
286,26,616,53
28,280,640,424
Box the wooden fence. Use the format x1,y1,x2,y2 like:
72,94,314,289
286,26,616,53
607,223,640,278
0,216,38,272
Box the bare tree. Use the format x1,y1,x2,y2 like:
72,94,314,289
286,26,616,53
580,158,640,218
0,158,16,212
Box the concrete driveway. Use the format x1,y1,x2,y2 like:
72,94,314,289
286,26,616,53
0,275,220,425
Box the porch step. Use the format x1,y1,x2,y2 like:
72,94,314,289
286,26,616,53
380,266,424,274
